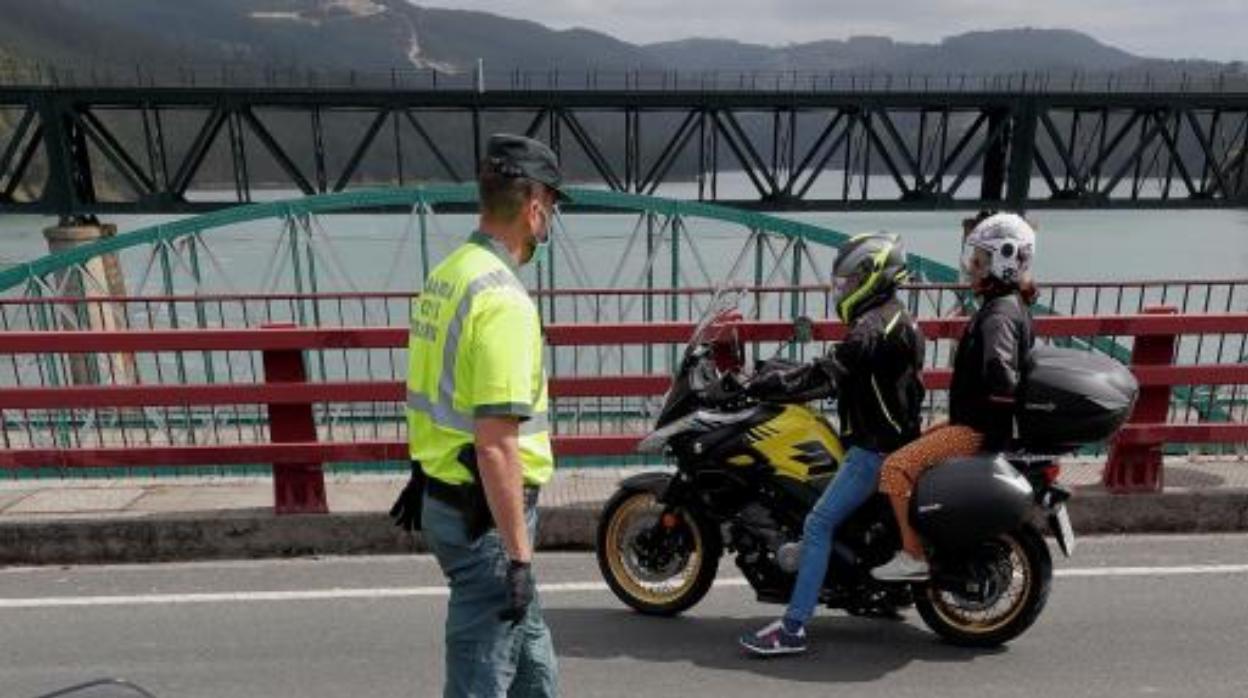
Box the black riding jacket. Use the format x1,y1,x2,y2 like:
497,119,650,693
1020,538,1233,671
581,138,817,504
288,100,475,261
949,291,1035,451
749,297,926,453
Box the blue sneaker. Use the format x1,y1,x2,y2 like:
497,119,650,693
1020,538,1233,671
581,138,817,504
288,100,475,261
739,619,808,657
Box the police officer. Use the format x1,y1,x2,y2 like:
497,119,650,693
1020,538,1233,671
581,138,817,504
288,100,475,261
392,134,568,697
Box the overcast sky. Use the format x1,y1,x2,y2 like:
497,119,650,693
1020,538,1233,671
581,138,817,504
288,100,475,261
416,0,1247,62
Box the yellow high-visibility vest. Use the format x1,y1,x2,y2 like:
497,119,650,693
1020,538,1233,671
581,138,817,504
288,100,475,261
406,231,552,486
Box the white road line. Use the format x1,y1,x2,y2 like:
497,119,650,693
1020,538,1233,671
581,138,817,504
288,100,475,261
1055,564,1248,577
1,565,1246,609
0,587,449,608
0,581,715,609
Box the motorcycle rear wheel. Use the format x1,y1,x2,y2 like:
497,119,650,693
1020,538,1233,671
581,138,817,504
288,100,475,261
915,525,1053,647
596,487,721,616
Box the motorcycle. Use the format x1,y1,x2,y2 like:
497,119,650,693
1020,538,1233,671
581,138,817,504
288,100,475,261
595,290,1138,647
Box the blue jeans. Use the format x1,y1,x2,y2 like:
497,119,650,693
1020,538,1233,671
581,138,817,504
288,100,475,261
422,493,559,698
784,446,885,625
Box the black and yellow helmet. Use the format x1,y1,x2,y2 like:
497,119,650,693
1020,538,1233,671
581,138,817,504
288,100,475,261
832,232,908,323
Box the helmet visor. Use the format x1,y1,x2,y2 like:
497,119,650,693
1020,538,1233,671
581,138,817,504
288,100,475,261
832,272,860,306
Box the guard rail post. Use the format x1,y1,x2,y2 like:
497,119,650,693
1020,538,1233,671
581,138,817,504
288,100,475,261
1103,306,1178,493
261,323,329,514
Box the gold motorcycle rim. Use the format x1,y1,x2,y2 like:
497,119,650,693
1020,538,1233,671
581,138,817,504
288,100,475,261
927,535,1033,635
604,492,705,606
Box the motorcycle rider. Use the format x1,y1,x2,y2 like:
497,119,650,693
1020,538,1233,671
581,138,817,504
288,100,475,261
872,213,1037,581
739,233,926,656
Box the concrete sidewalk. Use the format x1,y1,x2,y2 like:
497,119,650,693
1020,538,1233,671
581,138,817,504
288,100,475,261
1,457,1246,565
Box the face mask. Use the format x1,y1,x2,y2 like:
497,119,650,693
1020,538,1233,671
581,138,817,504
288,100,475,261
528,235,551,267
524,203,556,267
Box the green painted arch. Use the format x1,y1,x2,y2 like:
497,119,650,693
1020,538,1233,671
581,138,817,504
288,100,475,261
0,185,1227,423
0,185,960,293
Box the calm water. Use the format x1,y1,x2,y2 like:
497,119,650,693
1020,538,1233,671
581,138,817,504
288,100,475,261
1,175,1246,288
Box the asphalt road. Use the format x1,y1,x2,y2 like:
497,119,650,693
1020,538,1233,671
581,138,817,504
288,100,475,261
3,534,1248,698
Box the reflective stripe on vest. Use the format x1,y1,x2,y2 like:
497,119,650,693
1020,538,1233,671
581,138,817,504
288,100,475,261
438,268,525,419
409,262,547,434
406,390,549,435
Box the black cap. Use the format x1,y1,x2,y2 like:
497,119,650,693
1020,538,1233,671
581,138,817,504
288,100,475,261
484,134,571,203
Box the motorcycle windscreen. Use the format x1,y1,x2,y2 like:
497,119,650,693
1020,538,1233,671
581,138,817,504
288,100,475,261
911,455,1034,552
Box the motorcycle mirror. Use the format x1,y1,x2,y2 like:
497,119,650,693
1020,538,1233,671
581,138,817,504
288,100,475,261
793,315,814,344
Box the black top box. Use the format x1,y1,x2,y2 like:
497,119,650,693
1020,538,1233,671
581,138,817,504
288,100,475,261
1016,345,1140,452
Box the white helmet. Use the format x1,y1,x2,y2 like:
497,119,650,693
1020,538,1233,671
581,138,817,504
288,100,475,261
962,212,1036,286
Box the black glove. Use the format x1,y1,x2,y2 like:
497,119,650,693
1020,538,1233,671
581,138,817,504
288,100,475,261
746,360,837,404
499,560,536,624
389,461,427,532
745,369,788,398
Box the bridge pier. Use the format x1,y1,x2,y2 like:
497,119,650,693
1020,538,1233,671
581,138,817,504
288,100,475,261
42,221,135,385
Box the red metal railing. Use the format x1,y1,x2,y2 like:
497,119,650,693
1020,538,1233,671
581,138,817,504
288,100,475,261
0,310,1245,512
6,282,1242,434
4,278,1245,332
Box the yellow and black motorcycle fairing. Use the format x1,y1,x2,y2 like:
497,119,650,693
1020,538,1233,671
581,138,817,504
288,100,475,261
681,402,845,484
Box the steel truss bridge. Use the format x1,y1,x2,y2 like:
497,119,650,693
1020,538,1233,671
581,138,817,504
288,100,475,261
1,87,1246,217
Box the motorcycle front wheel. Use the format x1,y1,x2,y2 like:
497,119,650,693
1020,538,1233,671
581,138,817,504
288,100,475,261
914,524,1053,647
595,486,722,616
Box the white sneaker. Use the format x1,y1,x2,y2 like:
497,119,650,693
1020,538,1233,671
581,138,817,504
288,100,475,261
871,551,930,581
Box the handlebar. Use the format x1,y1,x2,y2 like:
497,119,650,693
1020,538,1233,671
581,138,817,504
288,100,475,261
685,344,750,407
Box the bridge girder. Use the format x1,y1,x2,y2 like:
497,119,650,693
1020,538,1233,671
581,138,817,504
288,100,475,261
1,88,1246,216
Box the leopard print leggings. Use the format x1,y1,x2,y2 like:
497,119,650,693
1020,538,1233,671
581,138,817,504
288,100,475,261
878,423,984,498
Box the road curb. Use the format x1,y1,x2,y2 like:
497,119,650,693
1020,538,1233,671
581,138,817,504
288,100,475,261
1,491,1245,566
1069,487,1248,534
